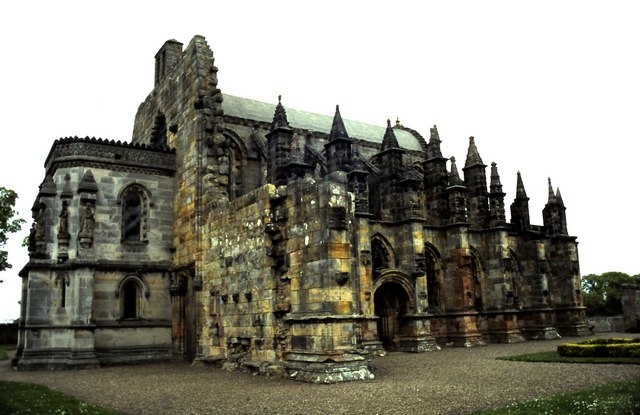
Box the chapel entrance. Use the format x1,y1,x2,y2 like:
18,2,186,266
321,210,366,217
374,282,410,350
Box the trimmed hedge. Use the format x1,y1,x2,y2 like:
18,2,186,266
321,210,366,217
558,337,640,358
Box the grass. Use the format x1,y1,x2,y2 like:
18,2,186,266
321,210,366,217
0,343,15,361
468,378,640,414
498,350,640,364
0,381,119,415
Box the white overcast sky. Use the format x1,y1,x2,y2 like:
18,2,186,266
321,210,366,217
0,1,638,321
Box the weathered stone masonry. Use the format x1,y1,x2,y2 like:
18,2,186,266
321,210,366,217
14,35,589,382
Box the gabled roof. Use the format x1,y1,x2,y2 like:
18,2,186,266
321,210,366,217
221,94,425,152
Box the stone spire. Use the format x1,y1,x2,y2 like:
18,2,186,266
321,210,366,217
489,162,503,193
377,119,404,222
271,95,291,131
556,188,565,206
515,171,528,200
266,96,294,186
325,105,353,174
328,105,349,142
488,162,506,226
423,125,449,226
543,177,568,236
547,177,559,204
462,136,489,228
448,157,464,187
464,136,484,168
510,172,530,232
381,119,400,152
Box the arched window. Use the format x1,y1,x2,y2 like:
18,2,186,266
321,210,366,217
424,243,442,310
117,274,149,320
469,247,485,310
371,234,396,278
119,185,150,243
123,191,141,241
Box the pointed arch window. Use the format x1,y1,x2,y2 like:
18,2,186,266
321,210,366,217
469,247,485,310
116,274,149,320
424,243,442,310
371,234,397,279
119,185,150,243
123,191,141,241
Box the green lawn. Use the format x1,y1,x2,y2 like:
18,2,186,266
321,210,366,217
468,378,640,415
0,381,119,415
480,350,640,414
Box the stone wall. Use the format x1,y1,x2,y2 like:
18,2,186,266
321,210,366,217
202,183,276,362
587,316,625,333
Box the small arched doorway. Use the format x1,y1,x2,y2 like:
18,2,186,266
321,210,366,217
374,282,410,350
122,279,139,319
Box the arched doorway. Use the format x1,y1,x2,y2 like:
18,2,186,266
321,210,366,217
374,282,410,350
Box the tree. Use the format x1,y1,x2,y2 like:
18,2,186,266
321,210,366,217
582,272,638,316
0,186,26,275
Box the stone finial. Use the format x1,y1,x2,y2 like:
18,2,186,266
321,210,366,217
464,136,485,168
328,105,350,142
515,171,528,200
448,157,464,186
556,187,565,206
547,177,557,203
381,119,400,151
490,162,503,193
426,125,444,159
271,95,291,131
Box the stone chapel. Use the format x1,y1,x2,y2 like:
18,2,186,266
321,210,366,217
13,35,589,382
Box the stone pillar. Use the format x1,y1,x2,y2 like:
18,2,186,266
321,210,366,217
354,217,383,354
438,228,485,347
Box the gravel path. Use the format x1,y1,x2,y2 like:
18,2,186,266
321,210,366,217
2,333,639,415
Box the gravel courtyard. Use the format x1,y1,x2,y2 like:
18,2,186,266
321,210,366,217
2,333,639,415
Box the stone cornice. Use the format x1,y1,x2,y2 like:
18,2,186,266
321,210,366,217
45,136,176,176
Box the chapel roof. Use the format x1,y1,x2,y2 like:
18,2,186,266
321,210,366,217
221,94,425,152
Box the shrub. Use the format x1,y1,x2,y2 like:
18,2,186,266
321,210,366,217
558,337,640,358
